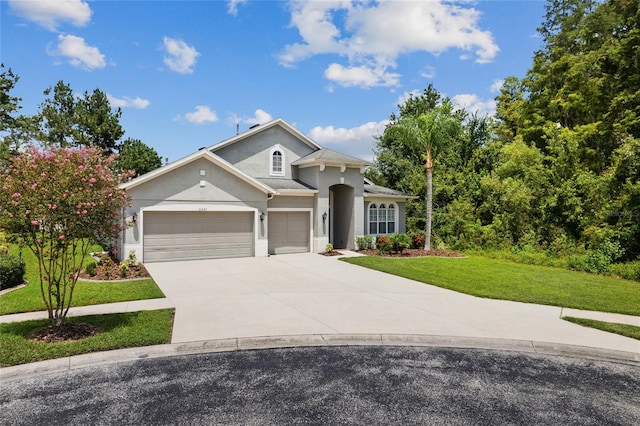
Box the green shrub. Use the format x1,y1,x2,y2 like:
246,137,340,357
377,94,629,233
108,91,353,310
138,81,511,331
120,263,129,278
376,235,391,255
0,253,26,290
389,233,411,254
85,260,97,277
98,254,113,267
325,243,334,253
355,235,374,250
608,261,640,281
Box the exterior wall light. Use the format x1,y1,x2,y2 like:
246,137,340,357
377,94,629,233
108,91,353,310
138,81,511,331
129,213,138,225
322,212,327,223
260,212,266,222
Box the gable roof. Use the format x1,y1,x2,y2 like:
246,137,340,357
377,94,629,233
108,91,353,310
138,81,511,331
208,118,322,153
363,178,417,200
119,149,276,194
292,148,371,168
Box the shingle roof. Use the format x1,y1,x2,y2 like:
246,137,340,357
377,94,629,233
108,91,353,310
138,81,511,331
364,182,415,198
256,178,317,191
292,148,371,166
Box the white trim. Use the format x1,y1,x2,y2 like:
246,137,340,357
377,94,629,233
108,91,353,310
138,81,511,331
120,149,276,195
366,201,399,235
267,208,314,253
269,145,285,177
363,193,415,200
139,205,261,262
208,118,322,152
275,189,318,196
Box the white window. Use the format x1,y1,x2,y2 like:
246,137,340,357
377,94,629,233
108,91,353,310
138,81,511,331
368,202,397,235
270,147,285,176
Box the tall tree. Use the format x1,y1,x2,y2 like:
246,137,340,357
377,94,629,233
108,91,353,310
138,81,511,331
75,89,124,153
38,81,124,153
114,138,162,177
0,65,37,166
385,99,463,250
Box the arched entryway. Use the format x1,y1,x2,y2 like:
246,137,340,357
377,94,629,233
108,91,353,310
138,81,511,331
329,184,354,249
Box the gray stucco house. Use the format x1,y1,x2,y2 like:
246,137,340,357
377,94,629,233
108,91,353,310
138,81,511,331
119,118,412,262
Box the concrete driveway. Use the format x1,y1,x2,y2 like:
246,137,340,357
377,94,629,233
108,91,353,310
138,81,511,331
145,253,640,353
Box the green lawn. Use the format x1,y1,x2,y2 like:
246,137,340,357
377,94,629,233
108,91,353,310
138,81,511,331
564,317,640,341
0,243,165,315
342,255,640,315
0,278,165,315
0,309,174,367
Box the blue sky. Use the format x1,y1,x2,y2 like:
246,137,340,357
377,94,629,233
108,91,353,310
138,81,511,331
1,0,546,163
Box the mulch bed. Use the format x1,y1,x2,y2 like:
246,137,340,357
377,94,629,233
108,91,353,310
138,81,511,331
320,251,343,256
357,248,465,258
78,262,151,281
28,322,102,343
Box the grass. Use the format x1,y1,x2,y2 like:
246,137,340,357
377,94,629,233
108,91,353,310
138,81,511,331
0,243,165,315
563,317,640,341
0,278,165,315
342,255,640,316
0,309,174,367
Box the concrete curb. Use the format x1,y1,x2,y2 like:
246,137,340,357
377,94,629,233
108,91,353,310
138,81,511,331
2,334,639,381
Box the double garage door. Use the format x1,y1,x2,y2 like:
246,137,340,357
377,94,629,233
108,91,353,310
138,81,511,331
143,211,254,263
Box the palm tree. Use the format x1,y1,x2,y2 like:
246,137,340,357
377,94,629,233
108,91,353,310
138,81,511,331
387,99,462,250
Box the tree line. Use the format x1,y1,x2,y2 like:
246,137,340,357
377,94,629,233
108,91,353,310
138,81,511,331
0,69,162,177
370,0,639,268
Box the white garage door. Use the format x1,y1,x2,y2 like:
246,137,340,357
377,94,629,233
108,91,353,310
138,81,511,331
143,211,254,262
268,211,310,255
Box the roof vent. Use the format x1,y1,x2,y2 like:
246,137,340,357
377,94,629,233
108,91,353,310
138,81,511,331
249,123,260,129
198,146,207,150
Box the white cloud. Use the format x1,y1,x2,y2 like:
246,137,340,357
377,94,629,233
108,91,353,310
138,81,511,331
49,34,105,70
420,66,436,80
452,94,496,117
183,106,218,124
107,94,150,109
308,120,389,161
162,37,199,74
227,0,248,16
490,79,504,93
244,109,273,125
324,63,400,88
8,0,91,31
279,0,498,88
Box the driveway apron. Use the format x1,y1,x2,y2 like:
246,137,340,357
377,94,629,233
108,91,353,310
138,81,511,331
144,253,640,353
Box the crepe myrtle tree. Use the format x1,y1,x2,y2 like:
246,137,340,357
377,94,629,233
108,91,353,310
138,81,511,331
0,146,131,326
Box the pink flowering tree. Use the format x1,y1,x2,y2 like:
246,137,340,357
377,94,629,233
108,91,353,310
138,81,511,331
0,146,130,326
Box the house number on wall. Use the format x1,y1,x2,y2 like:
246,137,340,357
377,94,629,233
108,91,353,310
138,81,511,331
199,207,207,212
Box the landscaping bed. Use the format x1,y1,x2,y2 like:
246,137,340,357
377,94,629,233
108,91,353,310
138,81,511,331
78,251,151,281
78,261,150,281
357,248,464,258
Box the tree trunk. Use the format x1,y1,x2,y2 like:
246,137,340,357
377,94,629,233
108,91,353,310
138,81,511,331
425,149,433,251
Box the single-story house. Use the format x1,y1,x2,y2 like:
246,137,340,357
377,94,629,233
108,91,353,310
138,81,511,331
119,118,413,262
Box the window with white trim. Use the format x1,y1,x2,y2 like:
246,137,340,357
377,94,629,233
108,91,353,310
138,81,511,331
368,203,396,234
270,147,285,176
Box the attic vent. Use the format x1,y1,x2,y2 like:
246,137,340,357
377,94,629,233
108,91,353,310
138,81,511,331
198,146,207,150
249,123,260,129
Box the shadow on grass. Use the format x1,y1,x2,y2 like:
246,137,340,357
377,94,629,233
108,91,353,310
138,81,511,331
0,309,174,367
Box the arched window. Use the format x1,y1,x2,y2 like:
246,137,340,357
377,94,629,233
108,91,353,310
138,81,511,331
368,202,397,235
270,147,284,176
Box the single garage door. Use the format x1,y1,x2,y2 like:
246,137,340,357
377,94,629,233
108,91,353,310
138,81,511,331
143,211,254,262
268,211,310,255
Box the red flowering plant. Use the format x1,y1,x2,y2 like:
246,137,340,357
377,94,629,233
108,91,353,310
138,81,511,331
0,146,131,326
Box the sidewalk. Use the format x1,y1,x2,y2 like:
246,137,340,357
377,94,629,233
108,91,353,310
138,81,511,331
0,298,174,324
2,298,637,328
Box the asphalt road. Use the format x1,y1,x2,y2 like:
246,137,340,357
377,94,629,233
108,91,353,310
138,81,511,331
2,346,639,425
